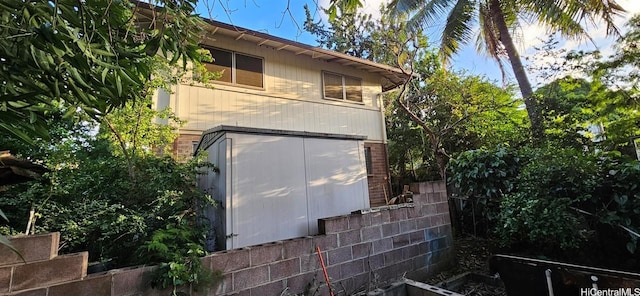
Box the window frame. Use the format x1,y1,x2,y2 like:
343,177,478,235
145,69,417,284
322,71,363,103
203,46,265,89
364,146,373,176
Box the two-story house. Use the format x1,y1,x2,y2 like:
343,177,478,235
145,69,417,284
153,18,411,250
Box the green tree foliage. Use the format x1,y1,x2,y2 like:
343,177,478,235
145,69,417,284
534,77,594,148
328,0,627,140
449,146,640,269
306,4,526,184
588,15,640,152
397,59,526,179
304,4,375,60
0,0,209,143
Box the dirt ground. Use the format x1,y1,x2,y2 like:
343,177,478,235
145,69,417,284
426,235,507,296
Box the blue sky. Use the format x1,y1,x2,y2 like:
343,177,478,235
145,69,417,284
195,0,640,88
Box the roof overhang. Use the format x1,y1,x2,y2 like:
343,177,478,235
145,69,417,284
133,1,413,92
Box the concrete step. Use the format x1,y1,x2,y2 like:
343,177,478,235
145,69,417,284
0,233,59,267
0,252,88,293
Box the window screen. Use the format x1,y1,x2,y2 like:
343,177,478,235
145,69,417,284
236,53,263,88
206,48,232,83
344,76,362,102
324,72,344,99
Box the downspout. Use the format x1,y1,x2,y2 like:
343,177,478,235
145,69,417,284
377,92,392,198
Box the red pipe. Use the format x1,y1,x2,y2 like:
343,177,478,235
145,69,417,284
316,246,335,296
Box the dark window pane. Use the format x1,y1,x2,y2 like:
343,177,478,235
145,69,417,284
364,147,372,175
236,54,263,88
345,76,362,102
324,72,343,99
206,48,232,83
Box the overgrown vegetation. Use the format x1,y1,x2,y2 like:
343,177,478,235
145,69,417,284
0,0,221,292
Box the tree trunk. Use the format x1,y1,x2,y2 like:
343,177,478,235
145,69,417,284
490,0,545,140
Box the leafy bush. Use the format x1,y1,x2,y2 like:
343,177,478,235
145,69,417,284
0,141,215,268
449,144,640,267
448,145,521,235
495,147,599,251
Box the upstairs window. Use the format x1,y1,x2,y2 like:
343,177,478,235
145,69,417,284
323,72,363,102
204,47,264,88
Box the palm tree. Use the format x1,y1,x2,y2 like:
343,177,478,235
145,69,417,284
385,0,627,139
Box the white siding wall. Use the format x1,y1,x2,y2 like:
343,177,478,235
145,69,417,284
199,132,370,249
169,35,386,141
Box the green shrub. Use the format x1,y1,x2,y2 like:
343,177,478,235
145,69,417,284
448,145,521,235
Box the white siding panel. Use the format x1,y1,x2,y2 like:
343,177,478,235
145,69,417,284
178,86,385,140
229,134,309,248
304,138,369,235
177,34,388,141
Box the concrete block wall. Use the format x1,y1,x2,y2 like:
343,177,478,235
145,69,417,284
1,181,453,296
203,180,453,295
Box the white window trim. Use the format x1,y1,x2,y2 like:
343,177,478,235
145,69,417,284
322,71,364,103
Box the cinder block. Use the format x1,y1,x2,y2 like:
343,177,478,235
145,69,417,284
360,226,382,242
369,212,383,226
327,247,352,266
364,254,384,271
399,220,417,233
435,202,449,214
419,204,438,217
210,248,250,272
416,216,432,230
412,193,428,205
339,259,364,279
372,238,393,254
10,252,88,292
380,210,391,224
269,258,300,281
110,265,156,296
348,214,370,230
47,273,111,296
232,265,269,290
409,230,426,244
381,222,399,237
283,238,312,259
389,208,408,221
383,249,403,265
421,182,435,194
250,280,285,295
0,232,59,267
0,266,11,293
300,253,323,273
318,216,350,234
407,207,418,219
402,245,420,260
285,272,317,294
431,214,445,226
351,242,372,259
250,242,283,266
311,234,338,251
409,183,421,194
392,234,411,249
337,230,361,247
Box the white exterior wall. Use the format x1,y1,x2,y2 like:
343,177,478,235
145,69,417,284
200,132,369,250
164,34,386,142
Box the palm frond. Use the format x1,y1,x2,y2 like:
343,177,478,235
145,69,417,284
439,0,476,64
477,2,508,80
391,0,458,32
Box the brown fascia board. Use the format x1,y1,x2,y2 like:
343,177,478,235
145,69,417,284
131,0,414,91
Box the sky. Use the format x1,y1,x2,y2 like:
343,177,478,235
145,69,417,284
196,0,640,89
